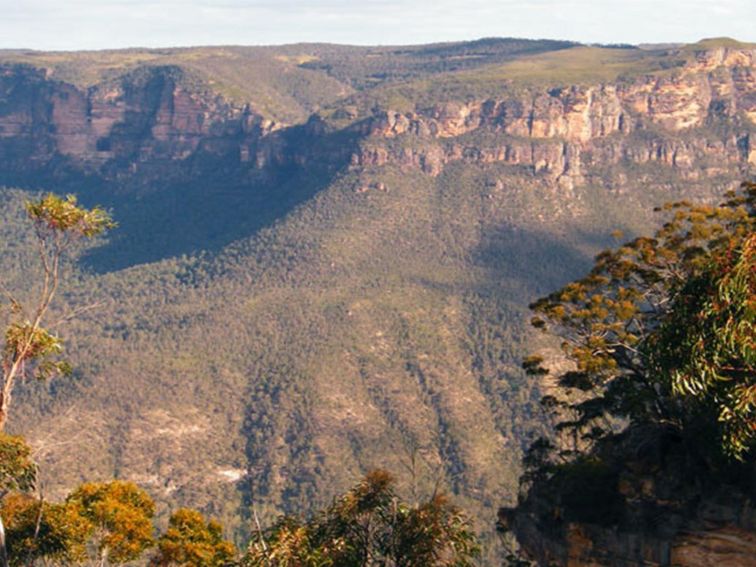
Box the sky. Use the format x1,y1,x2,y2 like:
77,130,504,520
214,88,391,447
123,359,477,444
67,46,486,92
1,0,754,51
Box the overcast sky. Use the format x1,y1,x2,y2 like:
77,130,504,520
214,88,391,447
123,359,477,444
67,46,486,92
2,0,754,51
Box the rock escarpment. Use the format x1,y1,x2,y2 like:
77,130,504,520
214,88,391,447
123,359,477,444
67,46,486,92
499,427,756,566
0,46,753,193
351,47,756,186
0,65,284,179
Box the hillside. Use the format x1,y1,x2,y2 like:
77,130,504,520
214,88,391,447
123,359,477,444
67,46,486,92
0,38,754,556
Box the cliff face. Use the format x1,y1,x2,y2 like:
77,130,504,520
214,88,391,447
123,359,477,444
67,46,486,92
500,429,756,566
0,65,284,177
508,520,756,567
361,48,756,140
1,47,753,193
351,47,756,186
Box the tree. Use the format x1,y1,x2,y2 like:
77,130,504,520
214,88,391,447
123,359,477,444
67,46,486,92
525,182,754,461
648,230,754,458
152,508,236,567
0,193,113,567
390,493,480,567
1,492,91,566
66,480,155,566
0,194,114,430
244,470,479,566
0,435,36,567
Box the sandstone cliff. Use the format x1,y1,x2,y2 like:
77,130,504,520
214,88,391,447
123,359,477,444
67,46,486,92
499,426,756,566
350,46,756,188
1,46,753,194
0,65,282,176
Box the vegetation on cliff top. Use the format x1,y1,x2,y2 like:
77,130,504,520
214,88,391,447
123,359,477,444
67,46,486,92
688,37,756,50
0,36,718,125
0,38,577,123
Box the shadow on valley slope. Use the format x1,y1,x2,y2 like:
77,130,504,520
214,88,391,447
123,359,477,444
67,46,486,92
474,223,600,301
0,126,359,272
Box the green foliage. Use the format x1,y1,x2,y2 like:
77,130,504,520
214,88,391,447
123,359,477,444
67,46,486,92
67,481,156,564
152,508,236,567
650,232,755,458
25,193,115,238
685,37,756,50
0,434,35,495
391,493,480,566
0,192,114,430
244,470,480,566
528,182,755,460
0,436,94,567
3,324,70,381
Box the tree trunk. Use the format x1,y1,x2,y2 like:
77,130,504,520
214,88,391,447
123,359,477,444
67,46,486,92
1,353,22,432
0,390,9,432
0,514,10,567
25,492,44,567
98,545,108,567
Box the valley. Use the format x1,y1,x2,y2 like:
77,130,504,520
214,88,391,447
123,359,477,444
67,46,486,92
0,37,753,555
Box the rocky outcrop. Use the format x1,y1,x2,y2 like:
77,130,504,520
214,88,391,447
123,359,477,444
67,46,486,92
363,48,755,142
0,46,753,193
0,65,281,173
499,428,756,566
351,131,749,190
349,47,755,185
504,520,756,567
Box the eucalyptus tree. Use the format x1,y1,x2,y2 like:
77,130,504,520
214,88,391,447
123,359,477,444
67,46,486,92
0,194,114,430
525,182,755,461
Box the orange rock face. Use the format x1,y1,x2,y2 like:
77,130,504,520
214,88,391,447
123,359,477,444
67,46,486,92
671,529,756,567
351,47,755,186
501,427,756,567
0,46,753,193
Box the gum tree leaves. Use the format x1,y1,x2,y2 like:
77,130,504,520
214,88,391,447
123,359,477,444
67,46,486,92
527,182,754,460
